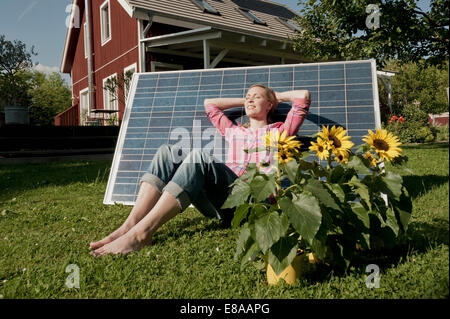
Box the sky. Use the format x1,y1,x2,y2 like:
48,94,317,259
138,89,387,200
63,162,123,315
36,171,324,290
0,0,432,84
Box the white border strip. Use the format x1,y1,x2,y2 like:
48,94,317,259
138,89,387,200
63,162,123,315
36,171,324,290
104,72,140,205
136,59,374,76
370,59,382,129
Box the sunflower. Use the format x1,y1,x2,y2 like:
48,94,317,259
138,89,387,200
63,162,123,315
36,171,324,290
275,149,296,164
362,129,402,162
317,125,354,155
363,151,378,167
263,130,302,153
262,130,302,164
309,137,330,161
334,149,349,164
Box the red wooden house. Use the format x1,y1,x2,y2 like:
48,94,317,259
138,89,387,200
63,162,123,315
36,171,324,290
58,0,308,126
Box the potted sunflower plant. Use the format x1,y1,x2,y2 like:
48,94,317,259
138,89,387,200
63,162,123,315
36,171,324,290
222,126,412,285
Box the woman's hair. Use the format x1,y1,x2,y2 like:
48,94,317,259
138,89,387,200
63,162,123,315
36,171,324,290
241,84,277,128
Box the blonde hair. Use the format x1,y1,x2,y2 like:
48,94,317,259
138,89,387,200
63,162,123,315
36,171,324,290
241,84,277,128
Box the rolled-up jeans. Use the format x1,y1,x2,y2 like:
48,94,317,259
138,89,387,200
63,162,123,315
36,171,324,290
140,144,238,226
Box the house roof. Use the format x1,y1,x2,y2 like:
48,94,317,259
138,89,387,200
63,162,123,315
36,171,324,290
128,0,298,41
61,0,301,73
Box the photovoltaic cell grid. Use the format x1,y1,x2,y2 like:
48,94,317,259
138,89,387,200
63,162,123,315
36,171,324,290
104,60,380,205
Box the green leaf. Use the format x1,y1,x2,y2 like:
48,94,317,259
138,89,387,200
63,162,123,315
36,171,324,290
249,175,276,202
231,203,250,229
311,221,329,260
221,180,251,209
350,202,370,229
244,146,269,154
234,223,251,261
267,236,299,276
279,194,322,246
283,160,299,184
380,171,403,201
325,183,346,203
254,211,289,254
393,186,412,233
241,241,260,269
238,163,258,181
346,154,371,175
304,177,342,212
385,207,399,237
234,224,260,268
348,176,372,210
350,202,371,249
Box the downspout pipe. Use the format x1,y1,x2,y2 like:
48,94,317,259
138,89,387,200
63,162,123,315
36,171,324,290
84,0,94,110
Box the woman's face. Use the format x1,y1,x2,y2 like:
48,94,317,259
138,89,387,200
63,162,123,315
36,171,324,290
244,86,273,120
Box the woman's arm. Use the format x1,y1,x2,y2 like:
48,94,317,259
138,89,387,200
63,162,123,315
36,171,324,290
276,90,311,136
203,97,245,111
275,90,310,104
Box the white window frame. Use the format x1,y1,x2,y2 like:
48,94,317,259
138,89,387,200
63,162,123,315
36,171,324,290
84,22,88,58
79,87,90,125
103,73,118,111
100,0,112,45
123,63,137,101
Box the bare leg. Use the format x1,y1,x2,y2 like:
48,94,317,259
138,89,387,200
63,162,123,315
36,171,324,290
89,182,161,250
92,191,181,257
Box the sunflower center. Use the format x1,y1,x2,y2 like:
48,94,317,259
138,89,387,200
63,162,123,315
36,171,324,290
281,153,287,160
330,136,341,148
373,139,390,151
318,145,324,152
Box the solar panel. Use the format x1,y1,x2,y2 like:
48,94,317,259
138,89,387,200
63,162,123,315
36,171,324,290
104,60,381,205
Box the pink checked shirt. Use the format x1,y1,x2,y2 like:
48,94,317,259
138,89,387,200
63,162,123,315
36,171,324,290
205,98,311,177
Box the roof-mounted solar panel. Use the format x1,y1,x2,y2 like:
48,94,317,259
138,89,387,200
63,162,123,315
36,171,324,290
237,7,267,25
192,0,221,15
104,60,381,205
278,17,301,32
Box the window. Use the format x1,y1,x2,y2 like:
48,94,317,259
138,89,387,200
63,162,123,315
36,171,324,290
79,88,90,125
103,73,118,111
100,0,111,45
191,0,220,15
278,17,301,32
84,23,88,58
123,63,137,101
237,8,267,26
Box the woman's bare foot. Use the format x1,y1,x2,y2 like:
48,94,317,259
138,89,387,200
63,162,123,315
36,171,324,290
89,223,133,250
91,230,152,257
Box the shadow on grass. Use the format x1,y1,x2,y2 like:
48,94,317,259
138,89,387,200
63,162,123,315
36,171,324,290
305,218,449,284
0,160,112,200
402,142,449,150
403,174,449,199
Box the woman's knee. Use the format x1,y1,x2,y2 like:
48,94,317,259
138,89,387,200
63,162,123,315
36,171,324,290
154,144,173,160
184,148,210,165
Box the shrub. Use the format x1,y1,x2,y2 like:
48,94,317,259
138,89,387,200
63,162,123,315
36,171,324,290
385,104,436,143
433,125,449,142
378,60,449,115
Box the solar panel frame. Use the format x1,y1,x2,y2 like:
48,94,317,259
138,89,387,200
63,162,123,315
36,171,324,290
104,59,381,205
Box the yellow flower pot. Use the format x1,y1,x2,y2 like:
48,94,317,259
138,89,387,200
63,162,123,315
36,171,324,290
266,253,318,285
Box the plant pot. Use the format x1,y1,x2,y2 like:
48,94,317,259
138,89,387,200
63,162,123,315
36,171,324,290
266,252,318,285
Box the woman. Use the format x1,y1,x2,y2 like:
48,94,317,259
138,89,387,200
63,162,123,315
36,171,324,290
90,84,310,257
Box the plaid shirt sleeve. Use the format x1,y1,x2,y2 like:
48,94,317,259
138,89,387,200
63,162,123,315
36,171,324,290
204,103,236,136
279,98,311,136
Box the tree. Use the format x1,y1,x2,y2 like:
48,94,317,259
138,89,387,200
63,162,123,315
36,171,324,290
292,0,449,67
0,35,37,107
379,60,449,115
28,71,73,126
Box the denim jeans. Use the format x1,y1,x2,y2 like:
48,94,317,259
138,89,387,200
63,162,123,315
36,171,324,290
140,144,238,226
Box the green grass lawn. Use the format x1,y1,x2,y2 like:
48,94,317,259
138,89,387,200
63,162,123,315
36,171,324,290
0,143,448,299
